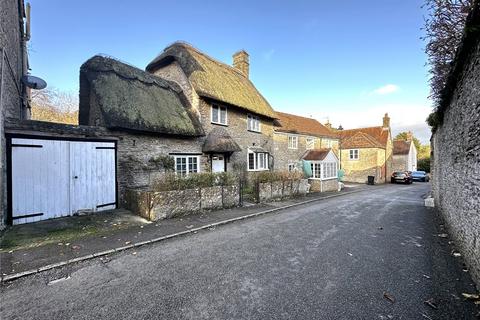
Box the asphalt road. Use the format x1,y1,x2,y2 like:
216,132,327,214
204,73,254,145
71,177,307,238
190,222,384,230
1,183,478,320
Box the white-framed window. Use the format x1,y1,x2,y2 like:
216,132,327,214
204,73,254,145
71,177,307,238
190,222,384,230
247,150,269,171
310,161,337,180
211,104,227,125
349,149,359,160
324,139,332,148
174,155,200,176
288,135,298,149
306,137,315,150
247,114,261,132
288,162,296,172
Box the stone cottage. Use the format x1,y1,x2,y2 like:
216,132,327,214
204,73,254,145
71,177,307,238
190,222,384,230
145,42,277,174
0,0,31,227
338,114,393,183
392,132,417,172
273,112,340,191
431,1,480,287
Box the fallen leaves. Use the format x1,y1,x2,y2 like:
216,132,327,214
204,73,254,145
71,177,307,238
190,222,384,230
424,298,438,309
383,292,395,303
462,293,480,304
436,233,448,238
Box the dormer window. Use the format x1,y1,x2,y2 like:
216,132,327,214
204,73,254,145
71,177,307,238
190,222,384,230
211,104,227,125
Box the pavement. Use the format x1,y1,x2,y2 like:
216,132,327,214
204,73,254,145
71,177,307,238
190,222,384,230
0,184,367,279
1,183,478,319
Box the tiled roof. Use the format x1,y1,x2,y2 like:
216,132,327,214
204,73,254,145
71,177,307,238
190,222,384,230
274,112,338,138
339,126,389,149
393,140,411,155
303,148,332,161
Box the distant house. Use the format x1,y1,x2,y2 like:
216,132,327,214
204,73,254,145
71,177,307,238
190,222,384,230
392,132,417,172
145,42,277,174
273,112,340,191
339,114,393,184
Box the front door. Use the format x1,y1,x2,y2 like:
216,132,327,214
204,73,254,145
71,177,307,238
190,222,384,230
212,154,225,173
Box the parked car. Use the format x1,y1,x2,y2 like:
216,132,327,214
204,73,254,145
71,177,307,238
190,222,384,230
391,171,412,184
411,171,430,182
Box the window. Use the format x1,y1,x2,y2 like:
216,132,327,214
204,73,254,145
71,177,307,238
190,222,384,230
247,150,269,171
211,104,227,125
324,139,332,148
310,161,337,180
174,155,200,176
349,149,359,160
247,114,261,132
288,163,296,172
306,137,315,150
288,136,298,149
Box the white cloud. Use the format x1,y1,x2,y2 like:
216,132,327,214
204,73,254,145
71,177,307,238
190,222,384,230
310,103,432,144
262,49,275,61
371,84,400,95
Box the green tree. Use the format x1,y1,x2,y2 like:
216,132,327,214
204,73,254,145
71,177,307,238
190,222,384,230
394,132,421,151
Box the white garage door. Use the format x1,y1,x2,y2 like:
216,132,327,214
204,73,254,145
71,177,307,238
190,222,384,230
10,138,116,224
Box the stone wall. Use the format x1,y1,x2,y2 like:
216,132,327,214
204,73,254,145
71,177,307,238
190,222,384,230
125,185,240,221
340,148,385,184
392,154,408,172
0,0,28,228
258,179,310,202
273,132,319,171
432,31,480,287
308,178,338,192
152,61,276,173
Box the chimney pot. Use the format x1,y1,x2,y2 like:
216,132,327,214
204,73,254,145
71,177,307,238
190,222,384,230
233,50,249,78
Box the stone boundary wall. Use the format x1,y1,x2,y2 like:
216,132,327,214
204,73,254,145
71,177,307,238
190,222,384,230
308,178,338,193
432,17,480,287
125,185,240,221
258,179,310,202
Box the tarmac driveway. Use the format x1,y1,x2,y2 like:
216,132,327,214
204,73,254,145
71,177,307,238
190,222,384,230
1,183,478,319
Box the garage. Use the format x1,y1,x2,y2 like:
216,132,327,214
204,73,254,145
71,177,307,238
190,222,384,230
8,137,117,225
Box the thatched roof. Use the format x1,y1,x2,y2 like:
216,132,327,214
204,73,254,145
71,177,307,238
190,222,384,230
275,111,338,138
202,127,241,153
80,55,204,136
146,42,277,119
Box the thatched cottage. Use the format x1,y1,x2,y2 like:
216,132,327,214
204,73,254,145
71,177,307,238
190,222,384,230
80,43,278,199
338,114,393,184
145,42,277,174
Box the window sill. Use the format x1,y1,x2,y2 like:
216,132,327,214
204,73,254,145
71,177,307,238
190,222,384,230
247,129,262,134
211,122,228,127
247,168,269,172
309,177,338,181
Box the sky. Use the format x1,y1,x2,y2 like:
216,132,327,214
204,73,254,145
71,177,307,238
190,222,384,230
28,0,432,143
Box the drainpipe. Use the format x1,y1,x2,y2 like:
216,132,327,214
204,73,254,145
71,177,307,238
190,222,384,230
0,47,4,118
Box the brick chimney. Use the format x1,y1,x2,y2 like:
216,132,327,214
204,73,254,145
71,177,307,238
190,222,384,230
233,50,249,78
382,113,390,128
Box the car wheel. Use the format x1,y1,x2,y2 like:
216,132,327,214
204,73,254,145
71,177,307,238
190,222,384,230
391,178,395,184
422,178,425,182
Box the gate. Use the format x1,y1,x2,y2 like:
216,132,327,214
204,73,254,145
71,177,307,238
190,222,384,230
9,137,117,224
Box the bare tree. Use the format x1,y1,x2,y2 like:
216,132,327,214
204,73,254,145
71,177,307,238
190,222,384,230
423,0,474,106
31,87,79,124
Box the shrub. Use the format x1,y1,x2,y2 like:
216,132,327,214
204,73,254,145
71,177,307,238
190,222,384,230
253,170,305,183
152,172,236,191
417,157,431,173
